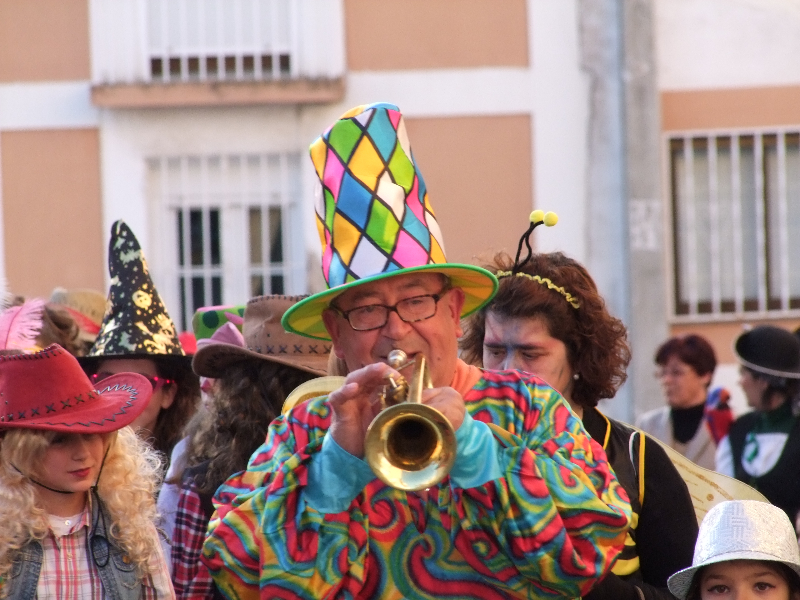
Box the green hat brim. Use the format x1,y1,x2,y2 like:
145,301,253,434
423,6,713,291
282,264,498,340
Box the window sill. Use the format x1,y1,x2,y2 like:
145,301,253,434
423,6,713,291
91,77,345,109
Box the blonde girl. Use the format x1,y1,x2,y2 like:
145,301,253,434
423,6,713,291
0,345,174,599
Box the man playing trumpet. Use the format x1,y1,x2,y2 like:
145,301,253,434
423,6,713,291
202,103,631,599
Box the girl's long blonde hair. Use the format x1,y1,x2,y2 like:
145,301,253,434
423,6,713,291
0,426,164,582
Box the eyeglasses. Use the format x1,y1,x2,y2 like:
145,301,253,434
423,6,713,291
333,287,451,331
90,372,174,392
655,367,691,380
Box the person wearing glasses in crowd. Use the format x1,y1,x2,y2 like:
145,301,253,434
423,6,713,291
79,221,199,464
637,335,733,471
460,221,698,600
201,103,631,600
0,345,174,598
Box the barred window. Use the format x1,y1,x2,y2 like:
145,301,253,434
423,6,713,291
147,152,302,331
670,131,800,319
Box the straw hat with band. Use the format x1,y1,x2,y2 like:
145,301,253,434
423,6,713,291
80,220,190,371
282,102,498,341
667,500,800,599
194,295,329,378
50,287,107,345
734,325,800,380
0,344,152,433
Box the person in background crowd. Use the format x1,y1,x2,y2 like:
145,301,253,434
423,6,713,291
0,297,86,357
50,287,107,356
79,221,199,464
155,304,246,572
461,218,697,600
171,295,328,600
716,325,800,525
201,102,631,600
638,334,733,470
0,345,174,598
667,500,800,600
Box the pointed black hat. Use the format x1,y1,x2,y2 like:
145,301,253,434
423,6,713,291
84,221,187,364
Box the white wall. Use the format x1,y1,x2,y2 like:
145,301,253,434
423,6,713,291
657,0,800,90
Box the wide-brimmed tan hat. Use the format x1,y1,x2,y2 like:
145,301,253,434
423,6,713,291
667,500,800,599
192,295,330,378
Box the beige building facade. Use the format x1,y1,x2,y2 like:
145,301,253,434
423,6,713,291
1,0,799,417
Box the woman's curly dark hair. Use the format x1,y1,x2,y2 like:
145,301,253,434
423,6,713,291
461,251,631,408
179,360,318,496
152,359,200,459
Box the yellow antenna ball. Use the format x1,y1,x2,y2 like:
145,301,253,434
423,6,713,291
543,211,559,227
530,209,545,223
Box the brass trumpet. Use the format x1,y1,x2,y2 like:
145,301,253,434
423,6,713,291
364,349,457,491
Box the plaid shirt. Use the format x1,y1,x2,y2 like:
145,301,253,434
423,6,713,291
37,506,174,599
172,480,216,600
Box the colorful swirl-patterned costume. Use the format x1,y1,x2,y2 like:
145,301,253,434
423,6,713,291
202,367,631,599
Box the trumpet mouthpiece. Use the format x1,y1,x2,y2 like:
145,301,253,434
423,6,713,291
387,349,408,368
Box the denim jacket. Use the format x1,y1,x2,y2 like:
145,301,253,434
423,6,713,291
3,494,143,600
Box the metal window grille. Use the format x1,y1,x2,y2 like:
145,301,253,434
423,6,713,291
669,129,800,321
146,0,294,83
147,152,301,331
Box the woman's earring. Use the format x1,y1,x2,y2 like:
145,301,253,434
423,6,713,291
573,373,580,381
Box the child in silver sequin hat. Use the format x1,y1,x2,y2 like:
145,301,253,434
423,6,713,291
668,500,800,600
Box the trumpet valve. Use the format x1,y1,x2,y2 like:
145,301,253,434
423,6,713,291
382,372,408,406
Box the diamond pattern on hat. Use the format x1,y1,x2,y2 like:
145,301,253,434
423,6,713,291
327,118,362,164
349,134,385,192
388,145,415,193
332,213,361,265
367,110,397,161
393,230,429,268
308,103,450,290
350,236,389,280
336,172,372,229
366,200,400,254
322,148,345,203
328,252,347,288
376,172,406,221
402,209,431,251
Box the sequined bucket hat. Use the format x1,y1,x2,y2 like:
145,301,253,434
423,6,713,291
667,500,800,599
193,295,330,377
281,102,498,340
0,344,152,433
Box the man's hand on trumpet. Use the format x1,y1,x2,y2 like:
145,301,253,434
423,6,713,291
327,361,465,458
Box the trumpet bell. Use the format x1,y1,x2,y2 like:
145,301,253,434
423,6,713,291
365,402,456,492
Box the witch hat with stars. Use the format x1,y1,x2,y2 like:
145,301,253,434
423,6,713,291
82,220,188,367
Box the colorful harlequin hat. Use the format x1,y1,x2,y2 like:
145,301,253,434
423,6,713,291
81,221,189,369
0,344,152,433
282,102,498,340
193,295,330,377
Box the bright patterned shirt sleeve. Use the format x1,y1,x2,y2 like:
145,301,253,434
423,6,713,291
202,369,631,600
